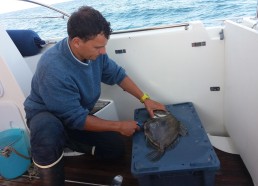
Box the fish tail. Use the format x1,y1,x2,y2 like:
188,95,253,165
146,150,165,161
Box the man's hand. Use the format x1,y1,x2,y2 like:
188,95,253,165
118,121,140,136
144,99,166,118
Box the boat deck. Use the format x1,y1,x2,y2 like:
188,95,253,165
0,137,254,186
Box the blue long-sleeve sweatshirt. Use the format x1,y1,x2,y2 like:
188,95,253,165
24,38,126,130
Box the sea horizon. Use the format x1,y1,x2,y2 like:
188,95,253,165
0,0,257,39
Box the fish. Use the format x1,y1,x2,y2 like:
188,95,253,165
143,110,188,161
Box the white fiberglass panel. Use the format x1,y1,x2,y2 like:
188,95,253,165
105,21,225,135
0,26,32,132
0,26,33,98
224,20,258,185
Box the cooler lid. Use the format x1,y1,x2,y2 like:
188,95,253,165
132,102,220,176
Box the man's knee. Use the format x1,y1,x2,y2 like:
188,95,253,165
28,112,66,166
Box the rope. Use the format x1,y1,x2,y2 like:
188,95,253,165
1,146,31,160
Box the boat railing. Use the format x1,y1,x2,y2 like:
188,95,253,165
18,0,70,18
112,23,190,34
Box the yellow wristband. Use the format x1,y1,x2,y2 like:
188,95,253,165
140,93,150,103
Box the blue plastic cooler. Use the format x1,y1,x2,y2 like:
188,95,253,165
132,102,220,186
0,128,31,179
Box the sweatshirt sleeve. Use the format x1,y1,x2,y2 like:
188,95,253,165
101,54,127,85
37,66,88,130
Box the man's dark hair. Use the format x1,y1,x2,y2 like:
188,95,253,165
67,6,112,41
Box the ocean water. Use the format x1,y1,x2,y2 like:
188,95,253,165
0,0,257,39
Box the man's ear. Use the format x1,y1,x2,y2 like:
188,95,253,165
71,37,81,48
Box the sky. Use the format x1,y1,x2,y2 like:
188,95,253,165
0,0,70,14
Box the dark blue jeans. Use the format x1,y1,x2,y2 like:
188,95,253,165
28,112,125,166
